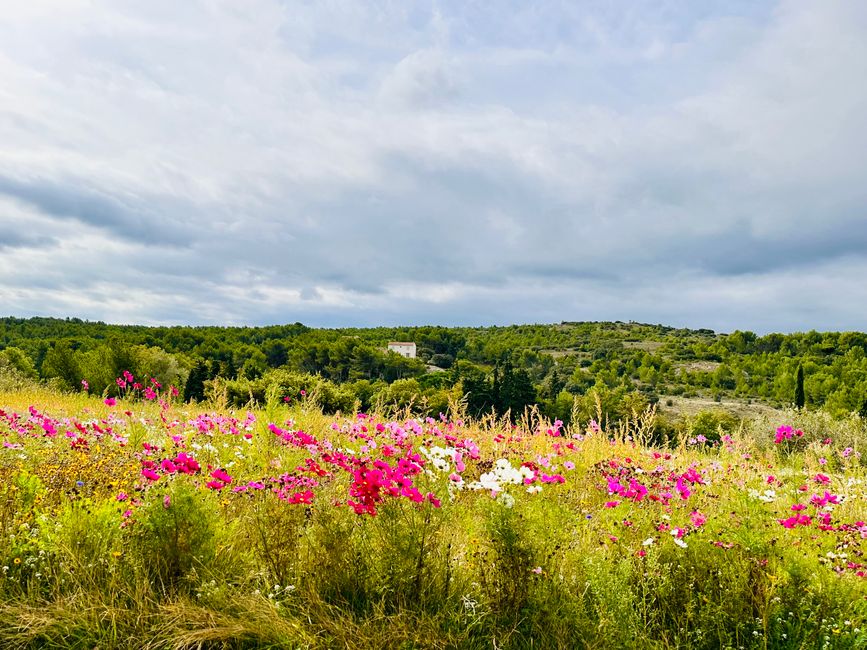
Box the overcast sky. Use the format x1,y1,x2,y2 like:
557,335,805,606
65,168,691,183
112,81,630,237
1,1,866,333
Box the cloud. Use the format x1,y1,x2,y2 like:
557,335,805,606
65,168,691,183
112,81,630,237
0,0,865,332
0,174,195,246
379,49,464,108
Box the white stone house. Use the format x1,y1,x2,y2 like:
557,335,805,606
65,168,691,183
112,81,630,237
387,342,417,359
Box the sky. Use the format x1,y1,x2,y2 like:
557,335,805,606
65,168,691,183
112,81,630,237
1,0,866,334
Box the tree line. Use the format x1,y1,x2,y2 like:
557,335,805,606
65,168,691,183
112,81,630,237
2,317,867,422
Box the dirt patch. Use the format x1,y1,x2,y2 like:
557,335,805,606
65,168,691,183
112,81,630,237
623,341,665,352
657,395,782,420
676,361,722,373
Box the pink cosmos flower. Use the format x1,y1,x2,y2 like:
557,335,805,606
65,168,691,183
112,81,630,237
778,514,812,528
210,468,233,484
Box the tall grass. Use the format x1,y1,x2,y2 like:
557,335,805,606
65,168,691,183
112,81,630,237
0,386,865,649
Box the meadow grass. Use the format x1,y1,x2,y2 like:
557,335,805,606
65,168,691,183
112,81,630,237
0,385,865,649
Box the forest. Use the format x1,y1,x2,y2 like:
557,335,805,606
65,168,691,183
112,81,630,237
2,316,867,426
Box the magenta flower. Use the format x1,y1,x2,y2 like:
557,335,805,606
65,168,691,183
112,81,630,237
211,468,233,484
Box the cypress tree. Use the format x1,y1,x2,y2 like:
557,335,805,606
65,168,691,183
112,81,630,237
794,364,805,409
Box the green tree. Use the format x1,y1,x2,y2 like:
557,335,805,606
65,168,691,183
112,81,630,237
497,362,536,419
184,360,208,402
40,341,82,389
0,347,38,379
795,364,805,409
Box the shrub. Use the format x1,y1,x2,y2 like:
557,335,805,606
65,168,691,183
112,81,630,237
129,483,217,594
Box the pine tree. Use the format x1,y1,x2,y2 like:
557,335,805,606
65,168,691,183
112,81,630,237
498,361,536,421
184,360,208,402
491,365,501,413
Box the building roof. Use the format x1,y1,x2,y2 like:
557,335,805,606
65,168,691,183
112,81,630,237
387,341,416,346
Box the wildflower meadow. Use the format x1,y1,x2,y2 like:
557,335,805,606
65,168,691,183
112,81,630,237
1,376,865,649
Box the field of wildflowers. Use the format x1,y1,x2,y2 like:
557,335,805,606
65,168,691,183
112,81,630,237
1,375,865,649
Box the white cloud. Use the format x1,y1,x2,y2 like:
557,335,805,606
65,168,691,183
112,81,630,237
0,0,864,332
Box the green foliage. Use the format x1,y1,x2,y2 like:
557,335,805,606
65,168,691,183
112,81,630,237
223,368,356,413
40,341,82,390
5,317,867,427
461,362,536,421
0,347,37,379
183,359,208,402
130,484,217,594
685,410,741,444
480,504,537,620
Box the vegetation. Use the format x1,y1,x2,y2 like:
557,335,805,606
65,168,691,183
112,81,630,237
4,318,867,431
0,382,864,649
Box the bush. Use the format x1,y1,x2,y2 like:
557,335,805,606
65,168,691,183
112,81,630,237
130,483,217,594
686,410,741,444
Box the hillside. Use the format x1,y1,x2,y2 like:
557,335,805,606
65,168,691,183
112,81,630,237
2,318,867,427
